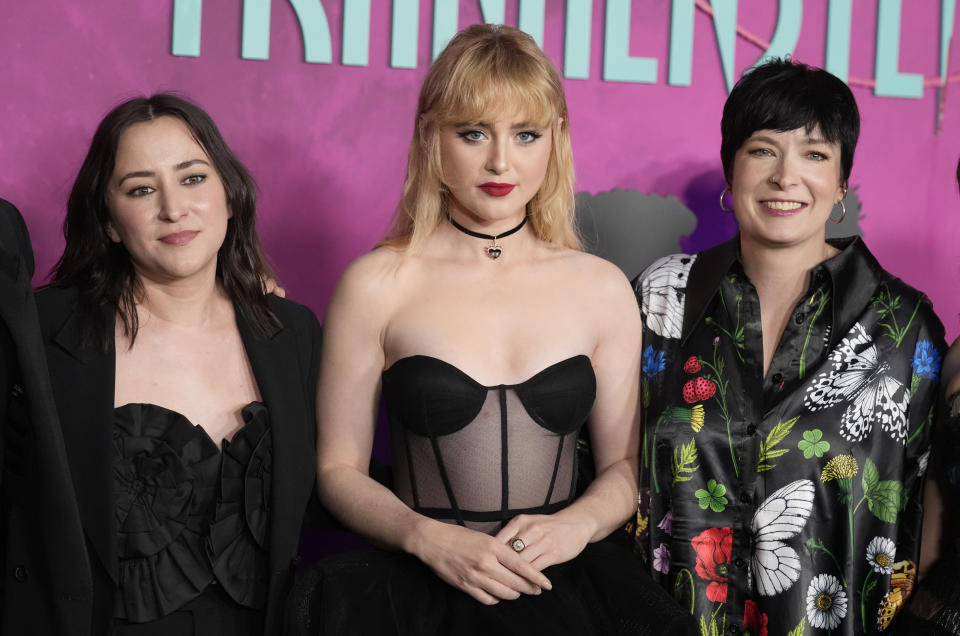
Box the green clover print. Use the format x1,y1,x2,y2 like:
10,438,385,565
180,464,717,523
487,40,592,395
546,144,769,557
798,429,831,459
695,479,728,512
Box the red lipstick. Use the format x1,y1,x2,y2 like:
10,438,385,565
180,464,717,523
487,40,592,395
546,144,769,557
478,182,515,197
160,231,198,246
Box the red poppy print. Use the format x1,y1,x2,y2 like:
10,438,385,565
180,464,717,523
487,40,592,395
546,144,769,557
691,527,733,603
683,356,702,373
744,599,769,636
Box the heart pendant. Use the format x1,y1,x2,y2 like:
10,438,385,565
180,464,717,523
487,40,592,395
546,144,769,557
486,246,503,259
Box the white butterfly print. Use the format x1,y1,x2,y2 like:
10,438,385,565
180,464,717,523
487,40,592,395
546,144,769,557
752,479,815,597
637,254,697,340
804,322,909,445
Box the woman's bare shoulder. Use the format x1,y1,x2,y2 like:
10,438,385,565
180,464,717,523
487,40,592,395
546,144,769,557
326,246,410,319
555,249,632,294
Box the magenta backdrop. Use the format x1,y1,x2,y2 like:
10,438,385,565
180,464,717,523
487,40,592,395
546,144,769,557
1,1,959,338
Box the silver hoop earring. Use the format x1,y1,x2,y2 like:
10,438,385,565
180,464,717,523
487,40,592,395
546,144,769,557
719,187,733,213
829,199,846,224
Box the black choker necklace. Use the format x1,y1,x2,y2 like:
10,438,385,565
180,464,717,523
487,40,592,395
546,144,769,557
448,214,528,260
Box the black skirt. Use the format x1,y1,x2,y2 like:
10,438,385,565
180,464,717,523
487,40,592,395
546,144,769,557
285,540,695,636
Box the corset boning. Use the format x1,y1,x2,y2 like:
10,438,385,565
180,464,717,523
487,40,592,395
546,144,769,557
382,355,596,534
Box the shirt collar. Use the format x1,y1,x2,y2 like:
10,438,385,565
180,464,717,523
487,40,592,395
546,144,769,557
681,235,885,350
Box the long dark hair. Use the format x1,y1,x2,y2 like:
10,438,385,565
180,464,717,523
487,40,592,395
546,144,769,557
51,93,278,349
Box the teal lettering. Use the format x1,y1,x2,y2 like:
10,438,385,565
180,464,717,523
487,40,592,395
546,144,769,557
241,0,271,60
171,0,202,57
668,1,737,89
518,0,546,47
941,0,957,83
753,1,802,67
390,0,419,69
342,0,371,66
238,1,332,63
480,0,506,25
432,0,457,59
874,0,923,98
825,0,852,82
710,0,738,92
603,0,657,83
564,0,592,79
668,0,695,86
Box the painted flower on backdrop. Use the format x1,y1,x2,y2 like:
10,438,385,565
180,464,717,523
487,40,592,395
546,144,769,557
744,599,769,636
692,527,733,603
911,340,942,381
806,573,848,630
653,543,671,573
695,479,729,512
642,346,667,378
658,510,673,535
797,429,830,459
866,536,897,575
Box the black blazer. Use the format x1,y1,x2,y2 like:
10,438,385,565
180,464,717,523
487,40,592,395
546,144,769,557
30,285,321,635
0,199,93,636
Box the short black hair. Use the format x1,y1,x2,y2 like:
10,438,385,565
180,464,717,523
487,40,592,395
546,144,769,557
52,93,278,349
720,58,860,185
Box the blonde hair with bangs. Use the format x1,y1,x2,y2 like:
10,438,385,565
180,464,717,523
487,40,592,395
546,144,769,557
381,24,579,252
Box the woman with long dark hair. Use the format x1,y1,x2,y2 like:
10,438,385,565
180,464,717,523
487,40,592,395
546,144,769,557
20,94,321,635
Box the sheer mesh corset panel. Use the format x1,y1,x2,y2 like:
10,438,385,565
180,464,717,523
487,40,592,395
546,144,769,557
382,355,596,535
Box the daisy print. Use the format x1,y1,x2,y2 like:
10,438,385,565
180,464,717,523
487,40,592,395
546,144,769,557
806,574,848,630
866,537,896,575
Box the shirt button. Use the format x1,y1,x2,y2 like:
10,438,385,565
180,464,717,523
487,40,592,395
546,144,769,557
746,424,757,435
13,566,27,582
735,557,745,568
739,492,751,504
794,312,805,325
728,625,740,634
772,372,783,384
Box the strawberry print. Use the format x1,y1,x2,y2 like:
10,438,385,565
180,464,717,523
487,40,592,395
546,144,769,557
695,377,716,400
684,356,702,373
682,379,699,403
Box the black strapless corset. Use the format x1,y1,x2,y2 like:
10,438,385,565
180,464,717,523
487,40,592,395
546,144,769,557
381,355,596,534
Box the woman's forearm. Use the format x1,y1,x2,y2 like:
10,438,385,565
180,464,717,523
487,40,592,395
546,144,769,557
317,462,440,557
552,456,639,543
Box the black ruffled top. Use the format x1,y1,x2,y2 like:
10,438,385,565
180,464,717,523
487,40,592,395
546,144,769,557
111,401,272,623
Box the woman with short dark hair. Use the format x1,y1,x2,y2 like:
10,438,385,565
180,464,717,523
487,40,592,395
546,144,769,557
24,93,321,635
632,58,944,635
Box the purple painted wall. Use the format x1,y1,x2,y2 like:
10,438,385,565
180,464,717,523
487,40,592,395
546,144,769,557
1,1,959,338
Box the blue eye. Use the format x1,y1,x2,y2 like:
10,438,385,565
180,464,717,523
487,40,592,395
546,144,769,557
808,151,828,161
749,148,773,157
516,131,542,143
457,130,485,143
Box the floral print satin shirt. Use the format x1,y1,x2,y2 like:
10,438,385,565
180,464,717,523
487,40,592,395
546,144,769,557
630,237,945,636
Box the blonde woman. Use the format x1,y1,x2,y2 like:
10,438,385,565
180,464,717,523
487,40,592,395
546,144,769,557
288,24,690,636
